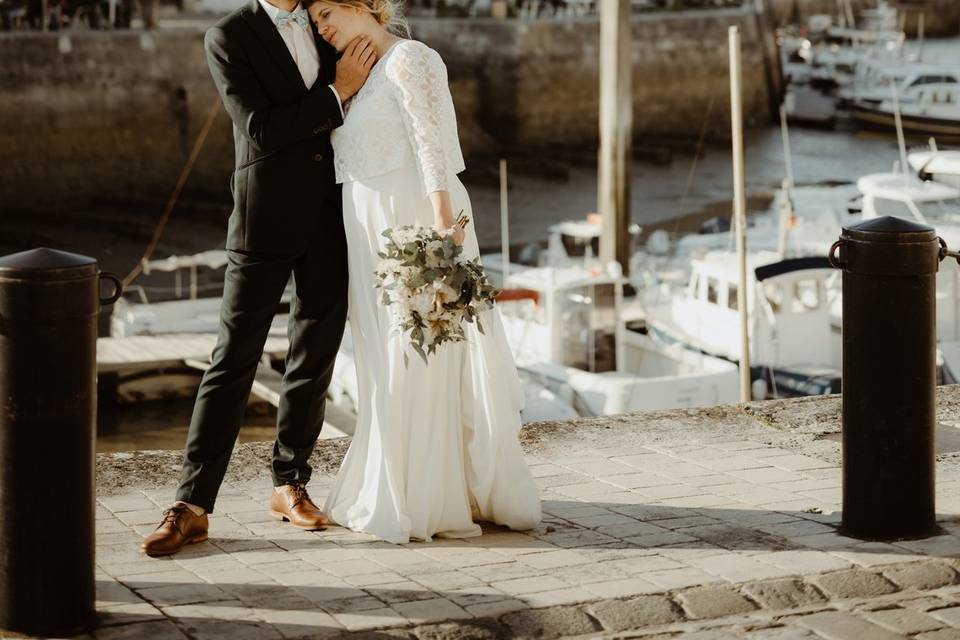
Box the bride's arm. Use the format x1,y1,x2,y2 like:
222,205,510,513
386,42,466,241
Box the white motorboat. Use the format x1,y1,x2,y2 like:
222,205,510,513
856,171,960,341
493,263,741,415
909,149,960,188
646,251,841,398
852,82,960,138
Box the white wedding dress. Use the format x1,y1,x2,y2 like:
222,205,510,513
322,39,542,543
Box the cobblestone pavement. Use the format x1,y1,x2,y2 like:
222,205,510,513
55,431,960,639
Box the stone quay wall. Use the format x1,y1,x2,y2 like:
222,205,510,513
0,8,774,214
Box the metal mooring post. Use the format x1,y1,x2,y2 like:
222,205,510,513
829,216,940,540
0,248,122,636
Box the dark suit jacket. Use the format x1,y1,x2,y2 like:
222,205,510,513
204,0,344,254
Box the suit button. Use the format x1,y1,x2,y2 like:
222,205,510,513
313,126,322,134
314,153,323,162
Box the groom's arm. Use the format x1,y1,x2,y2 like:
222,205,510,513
204,25,343,155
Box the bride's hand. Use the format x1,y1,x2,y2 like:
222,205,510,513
436,222,465,246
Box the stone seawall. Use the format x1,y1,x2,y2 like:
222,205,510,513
1,9,773,213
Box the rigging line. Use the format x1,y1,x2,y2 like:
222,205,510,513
122,98,222,288
671,94,716,242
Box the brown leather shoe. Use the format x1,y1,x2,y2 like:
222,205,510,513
140,502,209,557
270,484,329,530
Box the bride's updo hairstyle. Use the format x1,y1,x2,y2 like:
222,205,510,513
308,0,410,37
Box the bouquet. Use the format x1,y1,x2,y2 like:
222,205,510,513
374,212,500,366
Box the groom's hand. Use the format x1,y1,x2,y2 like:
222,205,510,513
333,36,377,102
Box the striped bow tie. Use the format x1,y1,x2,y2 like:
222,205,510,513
274,8,308,29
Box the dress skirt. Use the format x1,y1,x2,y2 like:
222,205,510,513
323,166,542,543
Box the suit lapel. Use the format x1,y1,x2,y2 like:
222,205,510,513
243,0,306,92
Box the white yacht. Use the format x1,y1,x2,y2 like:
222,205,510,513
909,149,960,188
852,81,960,138
646,251,841,398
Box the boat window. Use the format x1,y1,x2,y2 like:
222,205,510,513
727,284,738,311
872,197,914,219
763,282,783,313
915,198,960,224
792,280,821,313
707,278,719,305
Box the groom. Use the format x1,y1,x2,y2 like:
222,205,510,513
141,0,376,556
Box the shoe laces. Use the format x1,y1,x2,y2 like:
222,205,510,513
160,504,189,533
291,484,312,507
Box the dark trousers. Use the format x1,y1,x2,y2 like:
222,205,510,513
176,234,348,513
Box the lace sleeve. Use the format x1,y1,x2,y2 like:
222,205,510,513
386,41,464,196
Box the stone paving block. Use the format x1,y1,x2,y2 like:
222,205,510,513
405,571,482,592
391,598,471,624
322,558,390,578
528,464,568,479
759,549,852,575
92,619,190,639
883,561,960,591
677,585,758,619
918,630,960,640
546,560,631,586
741,578,828,610
521,587,598,608
810,568,899,599
332,607,408,631
252,607,344,638
516,549,592,571
176,617,285,640
135,582,236,608
791,532,861,551
583,576,662,598
461,562,543,583
99,495,157,513
862,607,945,634
622,530,699,548
894,534,960,557
687,553,792,583
463,598,527,618
603,473,675,489
931,606,960,626
365,581,437,604
489,575,569,596
795,610,908,640
729,468,805,484
607,553,685,575
898,596,952,612
588,594,685,632
553,481,619,498
501,605,601,639
679,631,742,640
745,626,823,639
563,460,637,477
644,567,726,590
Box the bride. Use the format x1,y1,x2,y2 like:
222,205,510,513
305,0,541,543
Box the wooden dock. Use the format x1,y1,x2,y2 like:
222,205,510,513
97,333,290,374
96,333,354,438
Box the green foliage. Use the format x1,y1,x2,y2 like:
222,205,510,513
374,212,500,367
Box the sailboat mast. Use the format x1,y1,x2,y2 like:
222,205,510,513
598,0,632,276
729,25,752,403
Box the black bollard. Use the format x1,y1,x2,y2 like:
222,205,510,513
829,216,939,540
0,248,121,636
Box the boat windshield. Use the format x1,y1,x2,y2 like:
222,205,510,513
916,198,960,223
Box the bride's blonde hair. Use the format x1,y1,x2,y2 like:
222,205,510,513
311,0,410,37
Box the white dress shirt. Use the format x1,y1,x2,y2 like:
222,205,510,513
257,0,343,116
